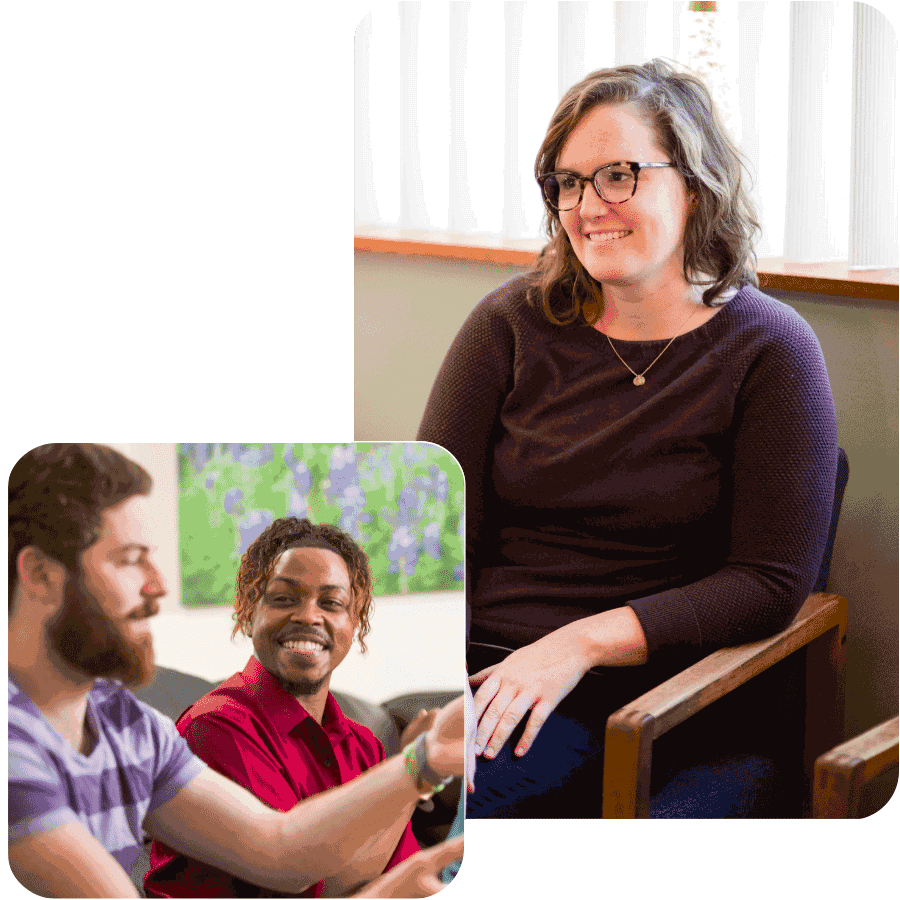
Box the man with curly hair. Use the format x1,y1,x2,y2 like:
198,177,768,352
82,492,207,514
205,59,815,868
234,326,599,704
9,444,464,899
146,517,429,897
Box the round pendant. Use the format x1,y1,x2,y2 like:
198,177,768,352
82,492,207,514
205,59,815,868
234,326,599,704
633,375,646,386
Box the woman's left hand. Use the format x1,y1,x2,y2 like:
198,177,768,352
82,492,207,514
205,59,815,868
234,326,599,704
468,623,594,760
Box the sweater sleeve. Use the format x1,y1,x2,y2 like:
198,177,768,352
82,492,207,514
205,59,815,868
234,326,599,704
417,287,518,644
627,309,838,658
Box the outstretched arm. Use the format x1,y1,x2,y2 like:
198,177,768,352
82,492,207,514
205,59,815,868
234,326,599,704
146,697,465,894
159,712,418,895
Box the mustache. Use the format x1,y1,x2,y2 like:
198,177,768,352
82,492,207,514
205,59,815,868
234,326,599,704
126,597,161,620
277,627,331,648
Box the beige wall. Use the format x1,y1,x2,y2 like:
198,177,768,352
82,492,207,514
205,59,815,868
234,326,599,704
354,250,899,739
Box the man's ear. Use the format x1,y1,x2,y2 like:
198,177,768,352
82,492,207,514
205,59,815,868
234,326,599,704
16,546,67,601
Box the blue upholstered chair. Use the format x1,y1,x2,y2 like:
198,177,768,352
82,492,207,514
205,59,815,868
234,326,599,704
603,447,850,817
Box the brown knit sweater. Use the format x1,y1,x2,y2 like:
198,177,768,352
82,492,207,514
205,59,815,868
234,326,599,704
418,275,837,675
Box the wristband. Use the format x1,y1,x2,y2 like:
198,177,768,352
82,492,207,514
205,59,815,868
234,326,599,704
403,733,454,799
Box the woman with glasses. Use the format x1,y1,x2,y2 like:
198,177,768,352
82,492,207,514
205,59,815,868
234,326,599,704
418,59,837,818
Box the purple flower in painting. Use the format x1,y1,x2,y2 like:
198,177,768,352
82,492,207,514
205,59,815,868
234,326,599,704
423,522,441,560
291,462,312,496
238,509,274,555
375,448,394,485
288,490,308,518
327,445,358,497
183,443,212,474
402,443,417,472
387,525,419,574
435,470,448,502
205,473,218,491
229,444,244,463
238,445,273,468
338,485,367,538
397,488,418,526
223,488,244,514
283,445,297,468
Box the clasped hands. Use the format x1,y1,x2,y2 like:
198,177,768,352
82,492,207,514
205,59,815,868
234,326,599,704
468,622,595,761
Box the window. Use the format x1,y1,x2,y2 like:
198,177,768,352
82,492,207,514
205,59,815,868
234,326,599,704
356,2,897,268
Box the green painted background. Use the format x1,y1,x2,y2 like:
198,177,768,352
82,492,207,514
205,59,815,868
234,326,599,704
178,443,464,606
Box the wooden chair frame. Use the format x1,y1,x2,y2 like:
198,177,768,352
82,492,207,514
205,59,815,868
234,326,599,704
602,591,848,817
813,714,899,818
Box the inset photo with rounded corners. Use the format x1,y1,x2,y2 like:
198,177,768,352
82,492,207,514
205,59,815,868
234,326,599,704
9,442,466,897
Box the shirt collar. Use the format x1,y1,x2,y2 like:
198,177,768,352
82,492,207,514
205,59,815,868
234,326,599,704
241,656,353,742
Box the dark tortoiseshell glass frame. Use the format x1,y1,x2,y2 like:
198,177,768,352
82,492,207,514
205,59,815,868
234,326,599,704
538,161,677,210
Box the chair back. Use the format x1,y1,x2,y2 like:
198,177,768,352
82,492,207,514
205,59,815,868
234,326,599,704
813,447,849,592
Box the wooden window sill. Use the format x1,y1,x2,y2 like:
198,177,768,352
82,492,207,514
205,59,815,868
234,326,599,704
355,229,899,302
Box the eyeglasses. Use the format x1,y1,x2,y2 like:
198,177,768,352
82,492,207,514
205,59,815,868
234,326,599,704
538,161,677,211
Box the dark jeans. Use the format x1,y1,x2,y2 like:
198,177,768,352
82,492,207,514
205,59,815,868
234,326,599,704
466,704,605,819
465,641,621,819
466,640,807,819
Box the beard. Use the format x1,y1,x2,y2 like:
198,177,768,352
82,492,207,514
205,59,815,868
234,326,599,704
273,670,329,698
46,567,159,688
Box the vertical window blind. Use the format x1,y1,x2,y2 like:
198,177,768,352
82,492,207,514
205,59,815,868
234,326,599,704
355,1,897,268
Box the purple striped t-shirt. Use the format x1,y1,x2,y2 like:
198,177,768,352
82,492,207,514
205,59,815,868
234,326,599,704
8,674,206,874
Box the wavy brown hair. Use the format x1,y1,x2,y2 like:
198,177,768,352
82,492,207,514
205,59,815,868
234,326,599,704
9,444,152,612
531,58,760,325
231,517,374,653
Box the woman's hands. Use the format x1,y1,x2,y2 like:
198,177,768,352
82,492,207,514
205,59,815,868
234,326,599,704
468,607,649,760
468,622,595,760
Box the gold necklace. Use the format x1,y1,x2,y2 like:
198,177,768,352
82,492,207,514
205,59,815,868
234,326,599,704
605,303,701,387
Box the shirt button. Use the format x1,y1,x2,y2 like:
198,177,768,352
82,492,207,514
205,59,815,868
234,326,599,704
323,757,333,767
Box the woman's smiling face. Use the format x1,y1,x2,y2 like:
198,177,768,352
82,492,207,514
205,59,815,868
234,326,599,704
555,102,694,295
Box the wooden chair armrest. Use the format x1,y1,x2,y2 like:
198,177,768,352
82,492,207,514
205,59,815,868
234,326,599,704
812,715,899,817
603,592,848,817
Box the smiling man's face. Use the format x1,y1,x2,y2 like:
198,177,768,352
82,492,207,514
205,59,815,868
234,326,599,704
250,546,356,702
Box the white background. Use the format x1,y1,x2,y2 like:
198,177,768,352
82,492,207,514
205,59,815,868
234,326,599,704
2,3,895,898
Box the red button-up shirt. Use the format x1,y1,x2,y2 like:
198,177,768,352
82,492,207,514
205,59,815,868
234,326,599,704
145,656,419,897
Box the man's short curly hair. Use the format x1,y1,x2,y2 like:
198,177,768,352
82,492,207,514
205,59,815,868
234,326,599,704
231,517,374,653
